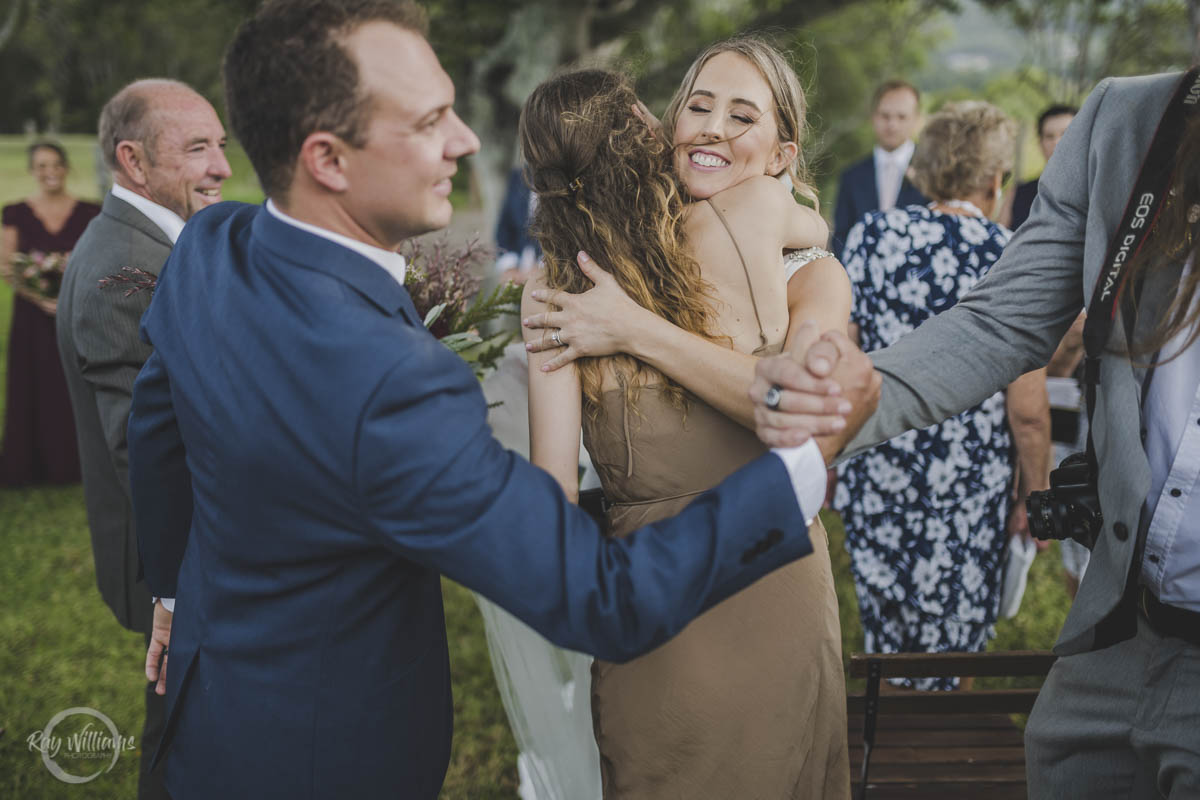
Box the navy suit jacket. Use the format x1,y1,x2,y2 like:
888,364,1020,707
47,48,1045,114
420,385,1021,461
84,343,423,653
832,153,927,259
1010,178,1039,231
128,203,812,799
494,167,540,259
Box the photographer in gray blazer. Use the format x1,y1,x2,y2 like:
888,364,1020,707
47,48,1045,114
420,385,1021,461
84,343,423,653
56,78,231,800
754,71,1200,798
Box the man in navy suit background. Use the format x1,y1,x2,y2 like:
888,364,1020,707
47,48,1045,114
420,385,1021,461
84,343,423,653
831,79,927,258
1008,104,1077,231
127,1,880,797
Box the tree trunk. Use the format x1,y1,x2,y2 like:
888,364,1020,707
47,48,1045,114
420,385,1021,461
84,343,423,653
0,0,23,51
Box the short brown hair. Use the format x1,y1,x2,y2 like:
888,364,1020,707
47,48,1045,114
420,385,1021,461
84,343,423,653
908,101,1015,202
222,0,428,200
871,79,920,111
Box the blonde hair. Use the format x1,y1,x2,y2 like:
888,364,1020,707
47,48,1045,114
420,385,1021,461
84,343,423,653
909,101,1016,202
661,35,819,210
520,69,722,415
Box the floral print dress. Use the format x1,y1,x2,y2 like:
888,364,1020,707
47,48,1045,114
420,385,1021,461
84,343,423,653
834,205,1014,690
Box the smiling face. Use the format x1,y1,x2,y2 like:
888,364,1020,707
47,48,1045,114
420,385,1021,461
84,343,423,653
671,51,793,200
29,147,68,195
872,87,920,152
339,23,480,247
142,91,232,220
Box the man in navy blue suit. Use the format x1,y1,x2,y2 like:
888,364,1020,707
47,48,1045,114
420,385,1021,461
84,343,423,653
831,79,927,258
127,1,880,797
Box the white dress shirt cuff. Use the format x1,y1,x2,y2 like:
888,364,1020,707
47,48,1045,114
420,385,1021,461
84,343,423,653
153,597,176,613
771,440,827,525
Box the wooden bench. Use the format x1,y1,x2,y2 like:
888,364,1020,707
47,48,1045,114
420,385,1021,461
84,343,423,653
847,651,1057,800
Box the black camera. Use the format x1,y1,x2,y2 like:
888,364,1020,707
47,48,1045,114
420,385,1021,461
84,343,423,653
1026,452,1103,545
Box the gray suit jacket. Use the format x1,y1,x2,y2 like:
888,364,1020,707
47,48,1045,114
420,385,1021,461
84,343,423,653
843,72,1183,655
57,191,172,634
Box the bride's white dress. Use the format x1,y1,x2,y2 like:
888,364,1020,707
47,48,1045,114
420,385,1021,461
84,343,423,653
478,343,602,800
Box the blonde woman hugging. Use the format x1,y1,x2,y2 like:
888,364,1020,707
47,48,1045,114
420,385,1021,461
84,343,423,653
517,37,852,799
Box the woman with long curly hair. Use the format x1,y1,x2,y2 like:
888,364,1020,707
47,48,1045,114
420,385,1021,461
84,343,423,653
513,39,851,799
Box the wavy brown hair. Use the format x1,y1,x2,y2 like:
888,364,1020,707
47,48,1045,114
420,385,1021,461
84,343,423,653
520,69,721,414
1128,113,1200,361
661,35,819,210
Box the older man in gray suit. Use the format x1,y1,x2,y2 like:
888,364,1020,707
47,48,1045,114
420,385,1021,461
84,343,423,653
56,79,231,800
756,71,1200,798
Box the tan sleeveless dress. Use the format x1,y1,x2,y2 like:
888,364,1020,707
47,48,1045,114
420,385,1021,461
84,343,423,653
581,202,850,799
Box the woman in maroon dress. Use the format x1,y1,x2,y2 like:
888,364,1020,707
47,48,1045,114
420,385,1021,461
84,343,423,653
0,141,100,484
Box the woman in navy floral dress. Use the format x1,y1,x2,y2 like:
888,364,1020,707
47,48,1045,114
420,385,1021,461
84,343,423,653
834,102,1050,689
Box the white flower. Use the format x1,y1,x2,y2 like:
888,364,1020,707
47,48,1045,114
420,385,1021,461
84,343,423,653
875,308,911,345
845,222,865,254
961,560,984,593
912,558,940,595
885,207,911,230
926,518,951,543
897,272,931,307
861,492,885,514
940,417,968,443
854,548,897,589
910,219,946,250
927,458,956,495
957,595,985,621
919,621,942,648
957,272,979,297
875,519,903,549
876,229,912,271
959,217,989,245
930,246,959,280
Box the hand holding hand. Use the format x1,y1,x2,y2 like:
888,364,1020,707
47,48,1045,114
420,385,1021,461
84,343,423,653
752,324,880,461
145,599,173,696
523,251,646,371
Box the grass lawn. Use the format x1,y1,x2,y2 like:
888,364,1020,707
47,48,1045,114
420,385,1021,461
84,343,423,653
0,134,1072,797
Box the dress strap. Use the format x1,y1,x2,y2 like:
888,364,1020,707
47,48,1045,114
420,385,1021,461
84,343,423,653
704,199,768,350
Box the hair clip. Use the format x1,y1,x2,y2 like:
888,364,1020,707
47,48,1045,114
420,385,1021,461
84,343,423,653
569,177,584,193
1188,204,1200,225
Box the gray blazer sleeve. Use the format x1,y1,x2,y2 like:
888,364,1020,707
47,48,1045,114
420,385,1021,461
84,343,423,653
71,281,155,497
839,78,1115,460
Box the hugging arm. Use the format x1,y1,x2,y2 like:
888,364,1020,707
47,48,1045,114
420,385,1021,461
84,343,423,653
522,275,583,500
525,254,846,431
354,337,814,663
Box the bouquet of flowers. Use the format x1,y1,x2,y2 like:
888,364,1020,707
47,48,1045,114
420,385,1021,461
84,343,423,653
400,234,523,378
100,236,523,379
11,250,70,301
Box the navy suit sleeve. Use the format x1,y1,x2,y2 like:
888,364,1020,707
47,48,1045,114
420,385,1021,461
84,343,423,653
494,171,526,254
353,337,813,663
832,169,856,258
128,347,194,598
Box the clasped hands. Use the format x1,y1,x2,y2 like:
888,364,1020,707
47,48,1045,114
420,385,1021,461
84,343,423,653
751,322,881,463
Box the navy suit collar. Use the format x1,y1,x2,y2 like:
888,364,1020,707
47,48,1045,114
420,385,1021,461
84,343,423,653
250,204,422,326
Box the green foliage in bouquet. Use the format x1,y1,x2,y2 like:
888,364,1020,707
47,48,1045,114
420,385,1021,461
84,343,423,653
401,235,523,379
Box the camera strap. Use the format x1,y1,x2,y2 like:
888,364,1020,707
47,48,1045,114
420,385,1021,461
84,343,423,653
1080,68,1200,473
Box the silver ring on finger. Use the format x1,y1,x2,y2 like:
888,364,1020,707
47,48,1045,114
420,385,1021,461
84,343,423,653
764,384,783,411
550,329,564,347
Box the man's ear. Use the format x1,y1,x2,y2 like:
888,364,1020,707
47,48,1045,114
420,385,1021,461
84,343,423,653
298,132,350,193
114,141,150,188
768,141,799,177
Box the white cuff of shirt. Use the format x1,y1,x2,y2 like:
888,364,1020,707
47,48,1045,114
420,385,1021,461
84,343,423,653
771,440,827,525
153,597,175,613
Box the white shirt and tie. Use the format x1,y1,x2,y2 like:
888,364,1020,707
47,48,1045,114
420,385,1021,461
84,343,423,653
873,140,915,212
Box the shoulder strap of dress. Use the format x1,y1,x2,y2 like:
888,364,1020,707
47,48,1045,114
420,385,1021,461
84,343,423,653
704,199,767,349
